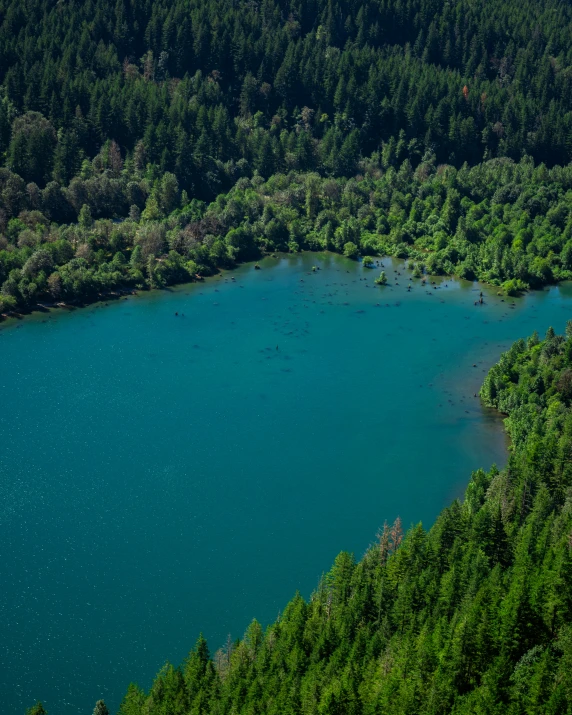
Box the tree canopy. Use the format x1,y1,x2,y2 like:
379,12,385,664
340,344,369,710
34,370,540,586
9,2,572,712
1,0,572,205
5,156,572,314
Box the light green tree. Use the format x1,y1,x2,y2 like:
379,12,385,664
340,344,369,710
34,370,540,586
343,241,358,259
78,204,93,230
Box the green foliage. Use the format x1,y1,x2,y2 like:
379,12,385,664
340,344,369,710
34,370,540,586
118,685,145,715
0,0,572,322
374,270,387,285
343,241,359,259
0,0,571,205
78,204,93,230
502,278,528,296
25,704,46,715
10,0,572,710
7,112,56,185
0,291,17,312
1,0,572,314
4,158,572,314
92,701,109,715
362,255,375,267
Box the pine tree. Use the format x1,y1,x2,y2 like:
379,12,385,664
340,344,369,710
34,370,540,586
92,700,109,715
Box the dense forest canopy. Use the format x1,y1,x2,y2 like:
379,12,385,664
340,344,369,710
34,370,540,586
3,155,572,314
2,0,572,202
7,1,572,712
4,0,572,313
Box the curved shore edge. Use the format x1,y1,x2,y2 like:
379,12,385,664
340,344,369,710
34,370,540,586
57,325,571,715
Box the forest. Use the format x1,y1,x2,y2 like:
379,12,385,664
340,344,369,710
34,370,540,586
4,0,572,311
27,327,572,714
4,0,572,312
4,154,572,313
5,0,572,712
2,0,572,186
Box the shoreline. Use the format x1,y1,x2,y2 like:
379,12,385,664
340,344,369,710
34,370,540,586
3,249,566,715
0,249,543,328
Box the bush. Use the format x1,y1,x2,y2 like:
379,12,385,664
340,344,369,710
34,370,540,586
343,241,358,259
502,278,528,296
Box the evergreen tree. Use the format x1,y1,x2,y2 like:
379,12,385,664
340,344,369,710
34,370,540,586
92,701,109,715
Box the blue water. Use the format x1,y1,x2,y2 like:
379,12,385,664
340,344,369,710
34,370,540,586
1,252,572,714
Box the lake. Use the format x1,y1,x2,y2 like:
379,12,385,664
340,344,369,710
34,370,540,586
2,252,572,714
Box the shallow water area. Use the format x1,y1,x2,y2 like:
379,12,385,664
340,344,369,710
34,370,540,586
1,252,572,714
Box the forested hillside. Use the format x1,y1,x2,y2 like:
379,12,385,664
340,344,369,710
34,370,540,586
2,0,572,203
8,2,572,713
28,327,566,715
4,154,572,314
4,0,572,313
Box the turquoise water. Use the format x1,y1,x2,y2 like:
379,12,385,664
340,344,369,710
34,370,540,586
2,252,572,714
